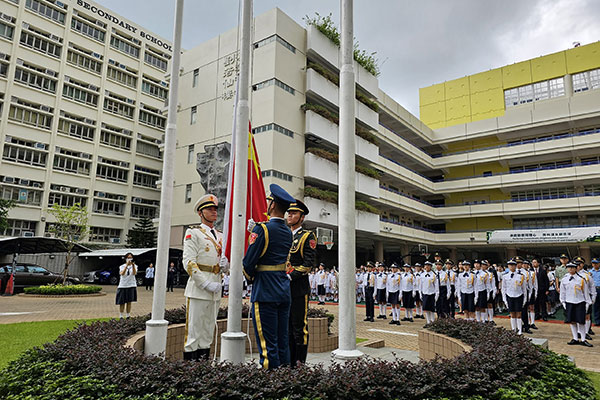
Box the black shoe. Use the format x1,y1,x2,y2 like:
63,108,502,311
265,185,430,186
580,340,593,347
524,329,533,334
530,324,538,330
589,329,595,335
377,315,384,319
401,317,410,321
489,321,496,326
364,317,371,322
409,318,414,322
542,317,548,321
568,339,579,345
368,318,375,322
586,334,592,340
382,316,387,319
389,320,398,325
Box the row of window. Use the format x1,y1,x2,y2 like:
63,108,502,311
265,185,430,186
573,68,600,93
252,123,294,138
261,169,293,182
512,216,579,229
253,34,296,54
504,77,565,108
253,78,296,95
510,187,575,202
26,0,66,25
508,159,572,173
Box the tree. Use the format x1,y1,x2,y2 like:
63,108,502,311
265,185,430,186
0,199,15,233
48,203,89,285
126,216,157,248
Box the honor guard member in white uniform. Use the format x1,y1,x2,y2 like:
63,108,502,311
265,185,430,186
561,262,593,347
243,184,295,369
420,261,439,325
387,263,401,325
446,260,457,318
482,260,497,324
401,263,417,322
456,260,476,321
286,200,317,366
375,263,388,319
182,194,224,360
575,256,596,340
434,260,451,318
502,259,526,334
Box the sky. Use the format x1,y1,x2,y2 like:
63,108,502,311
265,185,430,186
97,0,600,117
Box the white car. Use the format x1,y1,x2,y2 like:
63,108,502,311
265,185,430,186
82,270,101,283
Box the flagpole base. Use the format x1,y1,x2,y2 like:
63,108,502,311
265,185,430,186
220,331,247,363
332,348,363,361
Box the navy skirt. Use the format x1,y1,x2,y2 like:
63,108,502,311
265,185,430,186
422,294,436,312
506,295,523,313
402,291,415,309
387,291,399,305
565,302,586,324
461,292,475,312
116,287,137,305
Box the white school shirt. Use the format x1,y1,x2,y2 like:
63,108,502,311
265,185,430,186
316,270,327,285
473,270,487,293
118,263,137,288
456,271,475,295
560,273,591,305
375,272,387,290
386,272,400,293
419,271,439,297
502,270,526,305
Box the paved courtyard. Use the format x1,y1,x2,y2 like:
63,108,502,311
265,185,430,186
1,287,598,372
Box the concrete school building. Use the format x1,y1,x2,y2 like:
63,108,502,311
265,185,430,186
0,0,171,245
172,7,600,264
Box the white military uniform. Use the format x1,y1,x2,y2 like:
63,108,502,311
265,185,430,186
183,222,222,352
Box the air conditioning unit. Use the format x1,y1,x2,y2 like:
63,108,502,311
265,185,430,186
119,161,128,167
75,188,86,195
110,237,121,244
60,186,70,192
32,182,42,188
88,84,97,91
132,197,142,203
4,135,12,142
97,192,106,198
20,179,30,186
3,177,15,183
64,76,70,82
132,38,140,45
40,105,51,112
22,231,35,237
16,58,23,65
92,52,101,59
84,118,94,125
126,98,134,104
119,64,126,70
80,153,91,159
95,20,106,28
45,68,56,77
55,1,65,9
59,110,66,117
34,142,46,149
50,34,60,42
118,195,126,201
22,22,29,30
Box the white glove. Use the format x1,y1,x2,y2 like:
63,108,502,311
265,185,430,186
435,295,439,303
219,256,230,273
203,281,221,293
562,302,567,310
247,218,256,232
447,293,451,300
474,296,478,305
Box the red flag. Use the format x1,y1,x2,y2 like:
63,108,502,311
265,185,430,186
223,124,269,261
4,273,14,295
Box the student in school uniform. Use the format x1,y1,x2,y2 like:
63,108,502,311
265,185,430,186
434,260,451,319
446,259,457,318
375,263,388,319
575,256,596,340
316,263,327,305
515,257,533,334
482,260,497,324
414,263,424,319
472,260,489,322
363,262,376,322
386,263,401,325
456,260,476,321
419,261,439,325
502,259,527,335
400,263,416,322
524,260,539,330
561,261,593,347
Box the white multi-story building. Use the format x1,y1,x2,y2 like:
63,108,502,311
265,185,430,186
172,8,600,263
0,0,171,245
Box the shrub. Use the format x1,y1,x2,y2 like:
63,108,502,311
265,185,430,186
305,147,381,179
303,186,338,204
355,201,380,215
307,307,335,333
24,284,102,295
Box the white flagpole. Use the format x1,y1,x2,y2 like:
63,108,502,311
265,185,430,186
221,0,252,363
145,0,184,356
333,0,362,360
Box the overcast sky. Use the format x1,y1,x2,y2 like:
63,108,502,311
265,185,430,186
97,0,600,117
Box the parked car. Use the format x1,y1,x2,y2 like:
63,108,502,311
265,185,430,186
93,267,145,286
0,263,80,292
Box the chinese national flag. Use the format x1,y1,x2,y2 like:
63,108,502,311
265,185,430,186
223,124,268,261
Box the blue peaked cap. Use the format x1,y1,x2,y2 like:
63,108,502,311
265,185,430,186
269,184,295,207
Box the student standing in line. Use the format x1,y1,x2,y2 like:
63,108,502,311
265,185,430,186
561,261,593,347
502,259,526,335
116,252,138,318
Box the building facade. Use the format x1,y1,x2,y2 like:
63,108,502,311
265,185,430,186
0,0,171,245
172,8,600,263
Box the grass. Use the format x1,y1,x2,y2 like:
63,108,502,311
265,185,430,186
585,370,600,400
0,319,109,370
356,337,368,344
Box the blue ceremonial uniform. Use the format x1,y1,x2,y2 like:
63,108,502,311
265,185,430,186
242,184,294,369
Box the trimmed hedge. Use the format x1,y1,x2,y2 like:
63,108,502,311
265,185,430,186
305,147,381,179
303,186,380,215
0,314,595,400
24,284,102,295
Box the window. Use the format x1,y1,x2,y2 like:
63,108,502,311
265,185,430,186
71,14,105,42
14,61,58,93
8,98,53,130
19,25,62,58
107,60,138,88
511,187,574,202
513,216,578,229
110,33,140,58
0,184,42,206
584,185,600,196
2,136,48,167
131,204,157,219
573,68,600,93
139,104,166,130
100,127,132,151
253,34,296,53
62,77,99,106
0,55,9,77
136,134,161,158
96,156,129,183
141,75,168,100
25,0,66,25
187,144,194,164
133,165,160,189
144,49,168,71
0,21,15,40
185,184,192,203
0,220,36,237
66,43,103,74
57,112,95,141
190,106,197,124
261,169,293,182
93,199,124,216
252,78,295,95
104,91,135,119
504,77,565,108
192,68,199,87
90,227,121,243
48,191,87,207
53,149,92,175
252,123,294,138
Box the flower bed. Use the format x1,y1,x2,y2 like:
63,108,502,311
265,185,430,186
23,284,103,295
0,312,595,399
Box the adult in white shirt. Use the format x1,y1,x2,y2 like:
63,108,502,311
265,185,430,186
116,252,137,319
502,259,526,334
434,260,451,319
419,261,439,325
561,262,592,347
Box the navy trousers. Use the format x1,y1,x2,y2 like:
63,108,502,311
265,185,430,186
252,301,291,369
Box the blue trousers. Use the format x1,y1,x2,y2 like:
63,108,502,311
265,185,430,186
252,301,290,369
594,288,600,325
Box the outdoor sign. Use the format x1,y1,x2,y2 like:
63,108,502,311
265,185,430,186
487,226,600,244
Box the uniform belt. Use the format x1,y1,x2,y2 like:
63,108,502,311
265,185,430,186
291,265,310,273
191,262,220,274
256,263,286,272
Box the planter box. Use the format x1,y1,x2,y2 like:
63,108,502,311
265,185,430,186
418,330,472,361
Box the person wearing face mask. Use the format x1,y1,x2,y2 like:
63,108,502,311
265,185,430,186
116,252,138,319
182,194,224,361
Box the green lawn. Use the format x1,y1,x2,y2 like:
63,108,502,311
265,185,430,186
0,319,109,370
356,337,368,344
585,370,600,400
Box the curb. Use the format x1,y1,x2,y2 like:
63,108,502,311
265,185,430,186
18,292,107,298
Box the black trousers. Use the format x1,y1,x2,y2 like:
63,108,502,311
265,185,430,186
289,294,309,366
365,287,375,319
449,286,456,318
535,291,548,318
521,303,530,329
436,287,448,318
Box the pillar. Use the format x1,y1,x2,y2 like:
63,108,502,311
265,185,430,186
449,247,457,262
506,247,517,260
375,241,384,263
578,245,591,264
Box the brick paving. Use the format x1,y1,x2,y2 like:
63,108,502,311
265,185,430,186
1,289,598,372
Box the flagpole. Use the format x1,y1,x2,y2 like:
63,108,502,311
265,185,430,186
221,0,252,363
333,0,362,360
144,0,184,357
